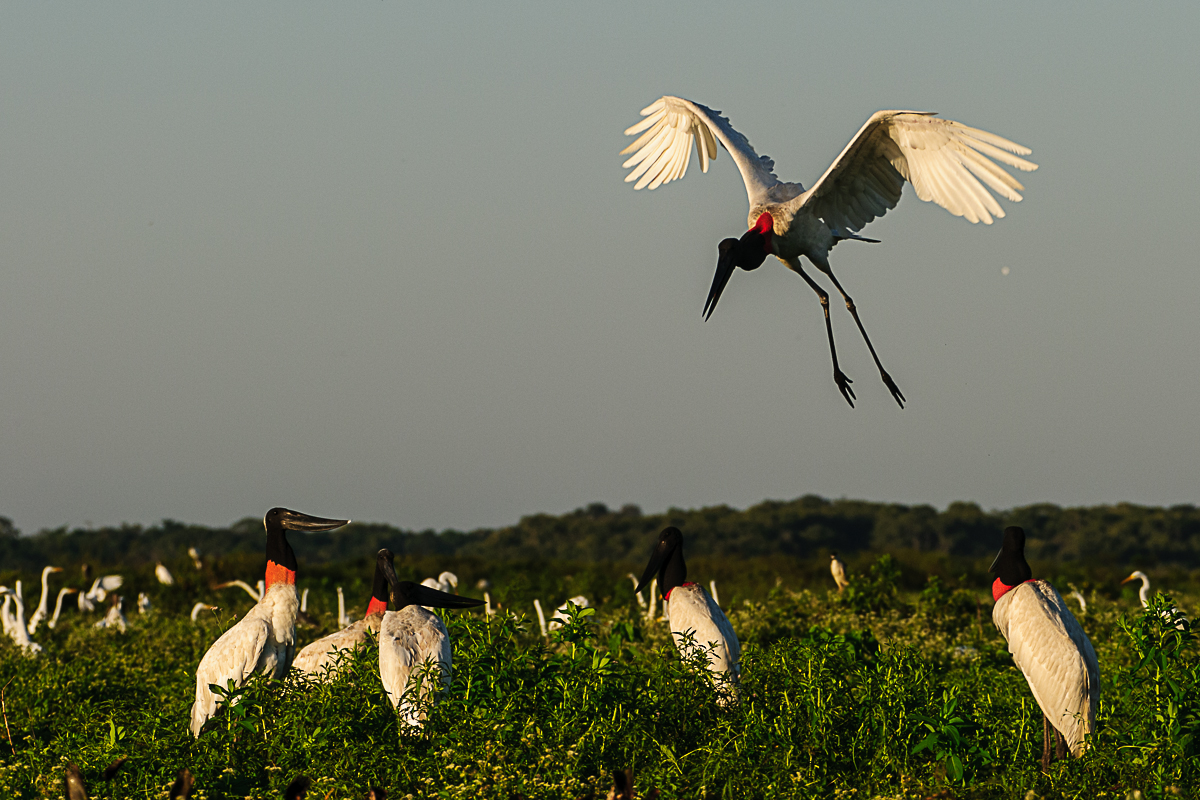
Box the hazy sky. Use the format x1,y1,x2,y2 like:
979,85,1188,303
2,3,1197,535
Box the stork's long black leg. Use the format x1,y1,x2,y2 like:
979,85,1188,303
818,265,906,409
783,258,855,407
1041,714,1054,772
1055,728,1068,760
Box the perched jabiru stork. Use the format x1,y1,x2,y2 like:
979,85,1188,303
990,526,1099,770
292,557,391,678
620,96,1037,407
635,527,740,704
189,507,348,737
829,552,850,592
376,549,484,726
26,565,63,634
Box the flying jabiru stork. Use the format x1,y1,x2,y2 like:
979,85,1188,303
635,527,740,705
990,526,1099,770
26,565,63,634
292,557,391,678
375,549,484,727
189,507,348,737
620,96,1037,407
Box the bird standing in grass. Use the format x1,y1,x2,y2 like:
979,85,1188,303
376,549,484,726
990,526,1098,769
830,553,849,592
26,565,63,634
293,557,390,677
620,96,1037,407
189,507,349,737
635,527,740,704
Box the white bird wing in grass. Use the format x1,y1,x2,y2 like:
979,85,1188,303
992,580,1098,756
803,111,1038,231
621,96,789,205
190,612,271,736
378,606,452,727
293,614,383,677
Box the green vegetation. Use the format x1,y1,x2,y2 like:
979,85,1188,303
1,547,1197,799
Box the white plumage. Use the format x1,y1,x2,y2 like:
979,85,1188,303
78,575,123,612
1,582,43,655
190,581,298,736
830,553,849,592
26,565,63,634
190,602,218,622
548,595,589,630
48,587,78,629
216,579,262,602
94,596,128,632
293,612,386,677
992,580,1098,756
664,583,741,702
379,605,453,727
621,96,1037,407
155,562,175,586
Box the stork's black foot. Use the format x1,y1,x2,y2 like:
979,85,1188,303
834,370,856,408
881,372,906,409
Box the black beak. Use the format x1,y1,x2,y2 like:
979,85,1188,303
704,239,738,321
988,550,1002,574
635,542,670,595
278,510,350,532
409,583,486,610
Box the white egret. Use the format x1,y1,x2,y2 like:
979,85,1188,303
156,562,175,586
94,595,127,632
190,602,218,622
830,553,849,592
2,582,43,655
190,508,349,737
48,587,79,629
215,580,262,603
621,96,1036,407
549,595,589,631
26,565,63,634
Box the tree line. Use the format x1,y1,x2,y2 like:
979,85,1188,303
3,494,1198,574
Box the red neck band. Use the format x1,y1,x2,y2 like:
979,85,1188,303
992,577,1035,601
265,560,296,588
663,581,697,602
366,597,388,615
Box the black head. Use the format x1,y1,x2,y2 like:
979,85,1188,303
989,526,1032,586
377,549,484,612
704,213,773,321
263,508,350,572
635,526,687,596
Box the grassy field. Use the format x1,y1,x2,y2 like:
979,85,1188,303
1,555,1197,799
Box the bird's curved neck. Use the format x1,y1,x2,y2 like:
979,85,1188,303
264,525,298,588
1138,576,1150,607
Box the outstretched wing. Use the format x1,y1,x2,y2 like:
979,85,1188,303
804,111,1037,232
620,96,783,206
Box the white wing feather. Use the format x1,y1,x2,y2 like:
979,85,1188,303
292,613,383,677
190,615,270,736
992,580,1099,755
621,96,783,206
804,110,1037,231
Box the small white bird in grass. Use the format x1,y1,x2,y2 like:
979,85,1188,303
78,575,123,613
830,553,850,592
188,547,203,570
376,549,484,727
1120,570,1187,629
336,587,350,628
94,595,127,632
0,589,13,636
190,507,349,737
137,592,152,614
156,562,175,586
620,96,1037,407
635,527,740,705
990,526,1099,770
48,587,79,629
293,560,391,678
1,582,43,655
26,565,64,634
548,596,589,631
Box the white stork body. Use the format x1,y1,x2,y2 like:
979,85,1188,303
293,611,385,677
26,566,63,634
664,583,741,702
992,580,1098,756
378,606,452,727
190,581,298,736
621,96,1037,407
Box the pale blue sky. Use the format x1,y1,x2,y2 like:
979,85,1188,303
1,3,1197,534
